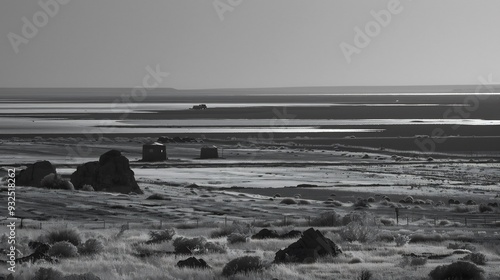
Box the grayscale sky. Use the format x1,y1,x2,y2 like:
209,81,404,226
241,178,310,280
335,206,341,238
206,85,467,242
1,0,500,89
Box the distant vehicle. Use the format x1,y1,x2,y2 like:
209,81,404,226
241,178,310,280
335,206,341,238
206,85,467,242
191,104,207,110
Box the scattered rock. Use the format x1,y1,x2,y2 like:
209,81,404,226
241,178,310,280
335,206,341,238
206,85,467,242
274,228,342,263
16,161,56,187
177,257,211,269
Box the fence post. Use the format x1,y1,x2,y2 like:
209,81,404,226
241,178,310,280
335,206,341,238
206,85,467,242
406,216,409,226
103,220,106,229
225,216,227,227
196,218,199,228
308,216,311,226
40,222,42,229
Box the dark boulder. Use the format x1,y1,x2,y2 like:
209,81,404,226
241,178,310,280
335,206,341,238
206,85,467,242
274,228,342,263
16,161,56,187
177,257,211,269
70,150,142,194
252,229,280,239
70,162,98,189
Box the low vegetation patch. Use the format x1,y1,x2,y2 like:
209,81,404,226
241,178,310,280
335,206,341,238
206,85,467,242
222,256,264,277
173,236,227,254
461,252,487,265
209,221,252,238
395,234,411,247
146,228,176,244
42,228,82,246
429,261,484,280
280,198,297,205
48,241,79,258
77,238,104,256
227,233,248,244
40,173,75,190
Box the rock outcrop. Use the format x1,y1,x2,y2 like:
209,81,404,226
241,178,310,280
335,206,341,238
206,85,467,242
274,228,342,263
70,162,98,189
16,161,56,187
70,150,142,194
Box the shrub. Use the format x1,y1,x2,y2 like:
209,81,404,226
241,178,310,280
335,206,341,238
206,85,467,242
311,211,342,227
210,221,252,238
380,218,395,226
404,196,414,204
339,221,379,243
353,199,370,208
222,256,263,277
280,198,297,205
395,234,411,247
81,184,94,191
410,233,444,243
454,205,473,213
204,241,227,254
298,199,311,205
377,231,395,242
448,243,476,251
48,241,78,258
32,267,64,280
40,173,74,190
173,236,226,254
479,204,493,213
462,253,487,265
77,238,104,256
146,228,176,244
349,257,363,264
44,228,82,246
439,220,451,226
399,256,427,267
227,233,248,244
466,200,477,205
429,261,484,280
367,197,375,203
410,257,428,266
357,270,372,280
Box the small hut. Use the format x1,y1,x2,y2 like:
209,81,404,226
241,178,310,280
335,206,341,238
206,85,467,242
200,145,219,159
142,142,167,162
